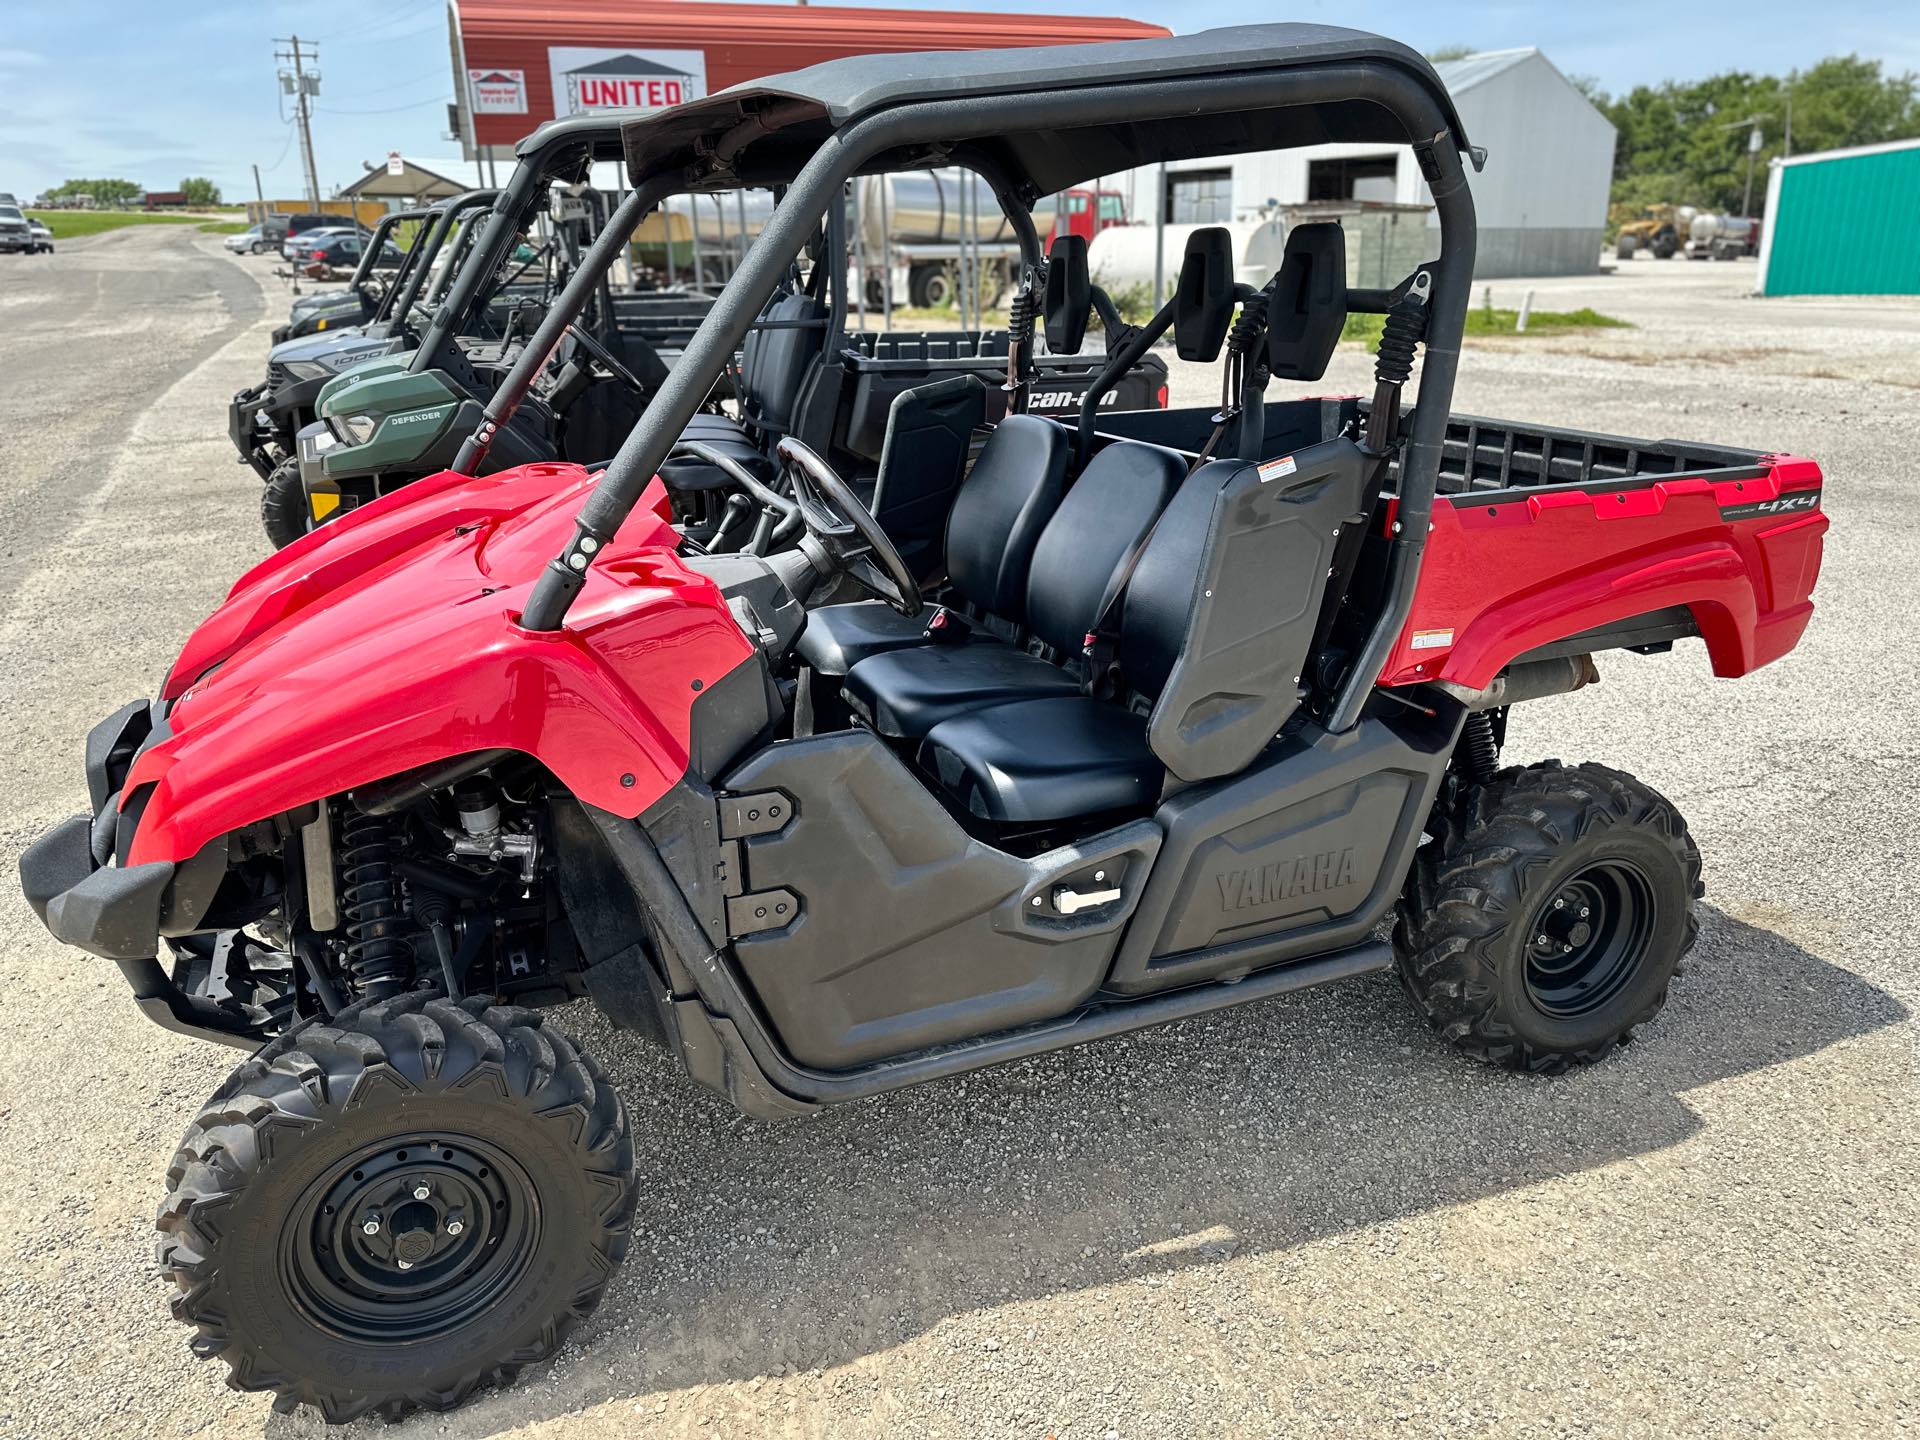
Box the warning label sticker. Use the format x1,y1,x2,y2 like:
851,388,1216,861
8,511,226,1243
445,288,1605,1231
1410,628,1455,651
1257,455,1297,483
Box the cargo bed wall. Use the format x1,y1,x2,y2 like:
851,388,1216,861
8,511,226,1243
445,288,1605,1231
1377,404,1767,496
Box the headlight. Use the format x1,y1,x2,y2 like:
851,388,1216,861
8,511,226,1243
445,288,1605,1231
329,413,378,446
283,360,332,381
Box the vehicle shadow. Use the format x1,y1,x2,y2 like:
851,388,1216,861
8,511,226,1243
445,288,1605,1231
297,905,1905,1436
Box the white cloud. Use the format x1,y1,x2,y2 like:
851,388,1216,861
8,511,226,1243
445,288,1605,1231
0,47,50,72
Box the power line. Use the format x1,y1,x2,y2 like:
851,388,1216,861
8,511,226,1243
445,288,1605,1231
323,3,442,49
317,94,454,117
258,117,299,174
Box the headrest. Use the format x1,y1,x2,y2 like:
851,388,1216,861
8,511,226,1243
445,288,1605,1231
1043,234,1090,355
1173,227,1235,363
1265,223,1348,383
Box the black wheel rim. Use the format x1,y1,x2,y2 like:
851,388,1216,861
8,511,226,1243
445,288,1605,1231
1523,860,1657,1019
281,1133,540,1343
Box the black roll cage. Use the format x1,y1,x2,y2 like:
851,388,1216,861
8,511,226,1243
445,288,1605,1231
410,125,635,377
373,189,496,334
341,206,425,291
517,55,1477,734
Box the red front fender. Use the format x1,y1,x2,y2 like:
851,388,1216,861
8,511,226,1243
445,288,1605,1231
124,470,754,865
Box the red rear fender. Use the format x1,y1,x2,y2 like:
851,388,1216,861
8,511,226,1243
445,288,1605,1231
1384,457,1826,689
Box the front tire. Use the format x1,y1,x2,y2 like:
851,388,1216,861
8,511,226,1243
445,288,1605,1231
260,457,312,549
156,993,636,1423
1394,761,1703,1073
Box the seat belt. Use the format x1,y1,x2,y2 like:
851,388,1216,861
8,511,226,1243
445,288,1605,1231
1081,512,1168,700
1191,283,1274,474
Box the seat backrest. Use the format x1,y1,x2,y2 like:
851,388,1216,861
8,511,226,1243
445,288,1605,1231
737,290,828,435
1024,440,1186,658
1118,440,1373,782
870,375,991,581
943,414,1070,620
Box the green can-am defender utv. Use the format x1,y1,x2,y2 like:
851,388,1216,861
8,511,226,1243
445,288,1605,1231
19,23,1826,1425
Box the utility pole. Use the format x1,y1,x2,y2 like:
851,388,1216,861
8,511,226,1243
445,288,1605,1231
251,163,265,221
276,37,322,210
1717,112,1770,218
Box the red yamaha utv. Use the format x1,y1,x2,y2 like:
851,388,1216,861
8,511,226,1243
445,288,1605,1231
19,24,1826,1425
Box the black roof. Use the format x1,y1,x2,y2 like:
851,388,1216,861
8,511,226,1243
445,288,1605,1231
622,24,1475,195
514,112,649,162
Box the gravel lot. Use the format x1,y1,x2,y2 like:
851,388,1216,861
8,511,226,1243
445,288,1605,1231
0,232,1914,1439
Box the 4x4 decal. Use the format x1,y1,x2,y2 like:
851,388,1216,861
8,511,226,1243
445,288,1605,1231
1721,488,1821,522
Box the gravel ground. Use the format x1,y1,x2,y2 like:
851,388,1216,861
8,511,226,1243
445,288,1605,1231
0,234,1914,1439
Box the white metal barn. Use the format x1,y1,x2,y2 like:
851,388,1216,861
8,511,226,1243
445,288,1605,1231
1119,48,1617,280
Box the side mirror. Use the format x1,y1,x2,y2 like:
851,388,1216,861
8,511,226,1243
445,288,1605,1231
1265,223,1348,382
1173,226,1235,363
1043,234,1090,354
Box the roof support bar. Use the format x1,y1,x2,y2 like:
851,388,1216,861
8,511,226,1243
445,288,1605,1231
451,180,667,476
520,61,1474,637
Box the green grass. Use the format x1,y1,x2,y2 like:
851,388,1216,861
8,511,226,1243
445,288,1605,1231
26,209,214,239
1342,305,1630,344
197,220,251,235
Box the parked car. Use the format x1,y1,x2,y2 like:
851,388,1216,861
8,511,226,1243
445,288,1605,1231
224,225,271,256
295,230,400,276
283,223,367,261
0,204,34,254
26,217,53,254
260,211,339,254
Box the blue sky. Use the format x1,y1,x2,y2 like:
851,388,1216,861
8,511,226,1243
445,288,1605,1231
0,0,1911,204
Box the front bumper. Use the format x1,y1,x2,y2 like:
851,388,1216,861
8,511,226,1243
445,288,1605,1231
17,699,261,1048
229,380,279,477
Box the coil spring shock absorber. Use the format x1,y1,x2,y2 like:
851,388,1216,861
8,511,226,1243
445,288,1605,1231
1458,711,1500,786
337,810,413,998
1365,284,1429,454
1003,274,1037,413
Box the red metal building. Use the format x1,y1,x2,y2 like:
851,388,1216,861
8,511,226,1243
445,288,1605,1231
448,0,1167,158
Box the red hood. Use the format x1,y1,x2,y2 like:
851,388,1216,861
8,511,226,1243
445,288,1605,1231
130,464,755,864
167,464,674,699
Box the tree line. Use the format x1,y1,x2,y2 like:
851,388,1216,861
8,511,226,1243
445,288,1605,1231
1590,56,1920,217
41,177,222,207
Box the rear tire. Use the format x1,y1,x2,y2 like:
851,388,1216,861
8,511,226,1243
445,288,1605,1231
156,992,636,1424
260,458,312,549
1394,760,1703,1073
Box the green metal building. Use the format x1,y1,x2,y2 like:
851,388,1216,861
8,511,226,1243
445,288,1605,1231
1756,137,1920,296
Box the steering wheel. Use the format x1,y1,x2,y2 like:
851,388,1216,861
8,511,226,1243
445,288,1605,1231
673,441,798,521
776,438,921,617
563,323,649,395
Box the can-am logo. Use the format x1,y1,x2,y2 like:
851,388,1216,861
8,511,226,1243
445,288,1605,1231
466,69,527,116
548,47,706,117
1030,389,1119,410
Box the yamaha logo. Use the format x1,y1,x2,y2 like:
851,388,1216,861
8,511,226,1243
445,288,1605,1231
1217,846,1358,911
